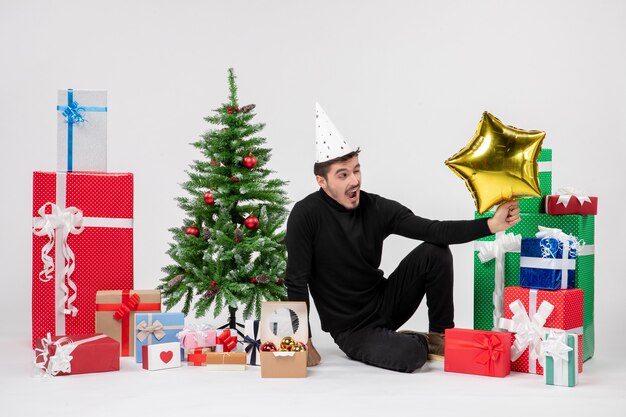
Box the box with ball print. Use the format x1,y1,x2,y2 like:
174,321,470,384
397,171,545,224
259,301,308,378
32,171,134,348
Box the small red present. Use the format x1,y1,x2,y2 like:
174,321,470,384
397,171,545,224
444,328,512,377
544,188,597,215
187,347,215,366
500,287,584,375
34,333,119,376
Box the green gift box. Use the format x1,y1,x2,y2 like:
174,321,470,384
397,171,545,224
473,212,595,361
518,148,552,213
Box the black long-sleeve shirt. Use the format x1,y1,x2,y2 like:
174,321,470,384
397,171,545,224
285,189,493,336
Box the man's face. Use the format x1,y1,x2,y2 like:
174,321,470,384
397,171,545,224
316,156,362,209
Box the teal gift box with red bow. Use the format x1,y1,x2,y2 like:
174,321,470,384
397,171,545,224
444,328,513,377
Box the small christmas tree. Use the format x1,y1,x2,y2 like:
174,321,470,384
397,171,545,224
159,68,289,323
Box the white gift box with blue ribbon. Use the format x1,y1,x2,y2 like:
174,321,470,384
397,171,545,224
57,89,107,172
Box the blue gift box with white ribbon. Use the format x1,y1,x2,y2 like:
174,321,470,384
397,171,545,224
134,312,185,363
519,237,576,290
57,89,107,172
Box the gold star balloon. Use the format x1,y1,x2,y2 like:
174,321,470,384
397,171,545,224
445,112,546,214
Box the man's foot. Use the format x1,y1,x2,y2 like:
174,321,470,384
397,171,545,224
399,330,445,362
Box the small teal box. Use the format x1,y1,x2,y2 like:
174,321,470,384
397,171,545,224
134,312,185,363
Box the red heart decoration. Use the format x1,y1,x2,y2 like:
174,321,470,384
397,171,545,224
160,350,173,364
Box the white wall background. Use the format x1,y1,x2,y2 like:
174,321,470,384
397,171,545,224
1,0,624,357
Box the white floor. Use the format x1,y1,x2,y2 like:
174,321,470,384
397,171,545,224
2,330,624,417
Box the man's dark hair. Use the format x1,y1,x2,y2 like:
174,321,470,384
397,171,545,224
313,149,361,178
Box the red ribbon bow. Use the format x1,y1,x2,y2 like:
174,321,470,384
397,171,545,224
188,347,209,366
113,293,140,321
472,333,504,375
217,330,237,352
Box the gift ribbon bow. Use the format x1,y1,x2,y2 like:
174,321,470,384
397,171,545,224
32,202,85,316
541,330,573,366
477,232,521,329
243,320,261,364
60,98,86,124
113,293,141,320
34,333,106,377
473,333,504,370
217,330,237,352
136,319,167,342
536,226,582,259
556,187,592,208
499,299,554,372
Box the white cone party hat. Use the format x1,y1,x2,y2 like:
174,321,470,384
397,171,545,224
315,102,355,163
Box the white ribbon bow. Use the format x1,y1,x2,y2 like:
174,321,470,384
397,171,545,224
136,320,166,342
541,330,573,367
556,187,592,208
478,232,522,329
499,299,554,370
32,202,85,316
34,333,77,376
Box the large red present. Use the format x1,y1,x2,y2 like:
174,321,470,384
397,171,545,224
500,286,583,375
31,172,133,348
34,333,120,376
544,189,598,215
444,328,512,377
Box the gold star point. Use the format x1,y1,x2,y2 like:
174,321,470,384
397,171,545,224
445,112,546,214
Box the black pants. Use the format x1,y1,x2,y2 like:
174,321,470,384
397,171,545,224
330,242,454,373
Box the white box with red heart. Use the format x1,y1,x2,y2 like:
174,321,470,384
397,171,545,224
142,341,181,371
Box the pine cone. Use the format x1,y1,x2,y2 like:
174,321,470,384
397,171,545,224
168,274,185,288
203,227,212,240
234,227,244,243
240,104,256,113
256,274,270,284
203,286,218,299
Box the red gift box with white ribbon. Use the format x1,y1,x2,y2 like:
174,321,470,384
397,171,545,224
544,188,598,215
31,172,133,348
500,286,583,375
34,333,120,376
